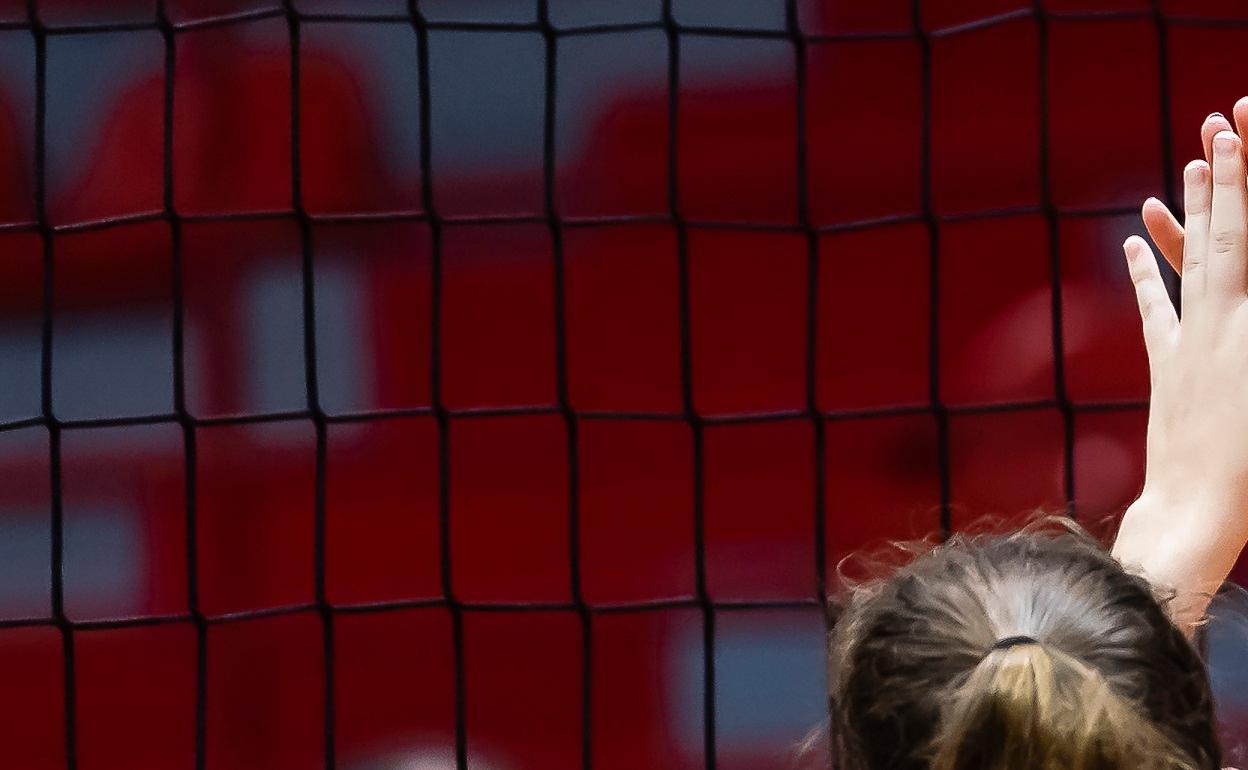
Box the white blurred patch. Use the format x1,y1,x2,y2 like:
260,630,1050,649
345,747,508,770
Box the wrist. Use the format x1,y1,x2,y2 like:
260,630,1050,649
1113,490,1246,633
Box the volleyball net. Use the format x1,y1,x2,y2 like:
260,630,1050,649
0,0,1244,768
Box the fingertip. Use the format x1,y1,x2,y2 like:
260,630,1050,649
1214,129,1241,158
1207,111,1231,128
1185,158,1211,184
1232,99,1248,146
1141,197,1165,223
1141,196,1170,217
1123,235,1147,256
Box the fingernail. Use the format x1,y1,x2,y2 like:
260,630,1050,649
1212,111,1226,120
1214,131,1238,157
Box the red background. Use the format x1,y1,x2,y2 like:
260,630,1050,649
0,0,1246,768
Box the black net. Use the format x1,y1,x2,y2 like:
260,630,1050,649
1,0,1245,768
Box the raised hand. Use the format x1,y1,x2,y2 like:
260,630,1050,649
1113,122,1248,634
1143,98,1248,276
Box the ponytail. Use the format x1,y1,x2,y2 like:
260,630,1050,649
828,517,1222,770
930,642,1199,770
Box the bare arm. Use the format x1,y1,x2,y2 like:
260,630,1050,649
1113,111,1248,636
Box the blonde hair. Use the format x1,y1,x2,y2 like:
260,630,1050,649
930,640,1199,769
826,515,1221,770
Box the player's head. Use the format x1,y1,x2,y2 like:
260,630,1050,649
827,516,1221,770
